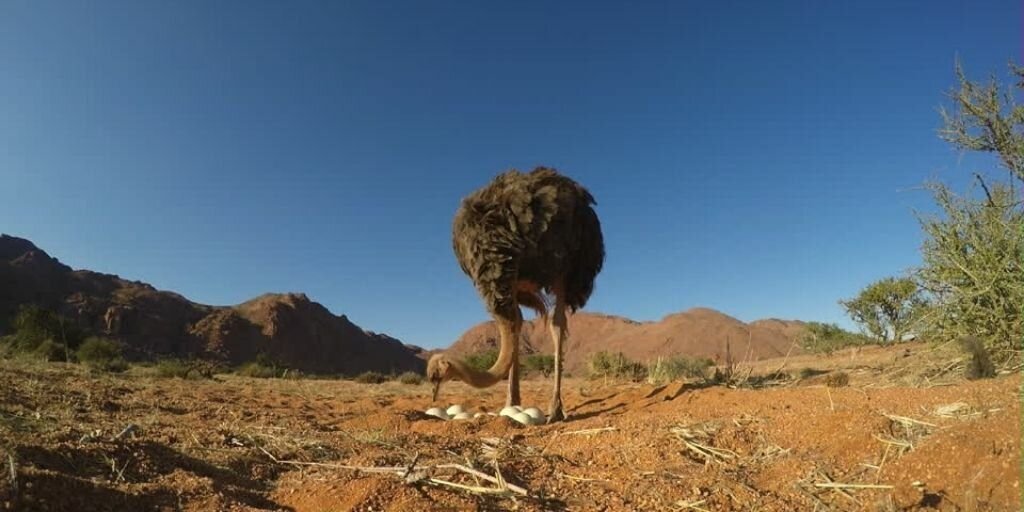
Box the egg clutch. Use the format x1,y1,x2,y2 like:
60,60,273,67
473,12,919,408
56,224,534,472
425,404,547,425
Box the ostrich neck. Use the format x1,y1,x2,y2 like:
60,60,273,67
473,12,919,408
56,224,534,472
450,318,518,388
447,359,505,388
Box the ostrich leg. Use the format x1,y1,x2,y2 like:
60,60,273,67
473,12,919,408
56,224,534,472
547,291,568,423
506,342,522,407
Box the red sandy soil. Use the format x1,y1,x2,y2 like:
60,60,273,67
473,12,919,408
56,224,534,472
0,344,1019,511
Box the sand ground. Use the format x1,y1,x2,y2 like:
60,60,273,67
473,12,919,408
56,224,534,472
0,344,1019,511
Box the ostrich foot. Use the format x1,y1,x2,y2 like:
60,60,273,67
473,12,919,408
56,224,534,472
546,399,566,423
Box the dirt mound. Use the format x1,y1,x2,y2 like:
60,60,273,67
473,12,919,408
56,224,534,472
0,234,423,375
447,308,805,372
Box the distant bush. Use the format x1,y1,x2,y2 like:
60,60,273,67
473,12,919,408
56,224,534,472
155,359,191,378
76,337,128,372
524,354,555,377
800,322,872,354
155,359,222,379
587,351,646,381
646,356,714,385
354,371,388,384
237,361,279,378
462,348,499,372
397,371,423,385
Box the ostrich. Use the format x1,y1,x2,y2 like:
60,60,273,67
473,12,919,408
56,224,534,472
427,167,604,423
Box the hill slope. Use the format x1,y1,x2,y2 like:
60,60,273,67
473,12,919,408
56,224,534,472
447,308,805,373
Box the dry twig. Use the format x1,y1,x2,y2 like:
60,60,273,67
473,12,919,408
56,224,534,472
814,482,894,490
6,454,16,500
558,426,617,436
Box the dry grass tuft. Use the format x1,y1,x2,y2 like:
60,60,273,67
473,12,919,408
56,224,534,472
670,423,737,465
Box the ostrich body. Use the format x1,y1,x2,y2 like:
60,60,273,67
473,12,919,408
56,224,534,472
427,167,604,422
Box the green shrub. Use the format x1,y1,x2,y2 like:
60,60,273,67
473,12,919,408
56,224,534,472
397,371,423,385
354,371,388,384
462,348,499,372
587,351,646,381
76,337,128,372
236,361,279,378
646,356,714,385
524,354,555,377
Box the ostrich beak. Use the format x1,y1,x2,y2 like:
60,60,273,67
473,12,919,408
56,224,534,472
431,380,441,402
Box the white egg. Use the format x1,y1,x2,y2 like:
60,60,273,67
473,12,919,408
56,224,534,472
425,407,449,420
510,412,535,425
452,412,472,420
499,406,519,417
522,407,544,421
446,404,465,416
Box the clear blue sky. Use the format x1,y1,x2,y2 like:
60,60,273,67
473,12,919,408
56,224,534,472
0,1,1017,348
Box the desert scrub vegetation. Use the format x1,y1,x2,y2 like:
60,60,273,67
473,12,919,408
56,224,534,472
235,352,286,378
461,348,499,372
397,371,423,385
587,351,646,381
799,322,872,354
523,353,555,377
75,337,128,372
2,304,84,360
155,358,222,379
155,359,192,378
236,361,280,378
916,179,1023,360
353,371,388,384
646,355,714,384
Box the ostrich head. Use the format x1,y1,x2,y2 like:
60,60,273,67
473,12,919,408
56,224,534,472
425,354,453,401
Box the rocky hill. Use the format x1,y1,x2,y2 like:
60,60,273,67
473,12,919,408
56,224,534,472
0,234,425,374
446,308,806,373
